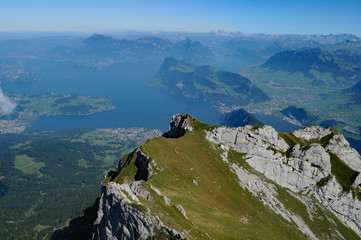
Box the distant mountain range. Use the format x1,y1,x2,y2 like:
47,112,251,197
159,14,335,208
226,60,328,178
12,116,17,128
327,39,361,54
260,39,322,57
148,57,270,106
219,33,359,51
214,33,361,71
50,34,214,69
246,47,361,88
1,32,360,72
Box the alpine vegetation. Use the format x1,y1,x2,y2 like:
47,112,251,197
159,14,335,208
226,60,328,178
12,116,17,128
87,114,361,239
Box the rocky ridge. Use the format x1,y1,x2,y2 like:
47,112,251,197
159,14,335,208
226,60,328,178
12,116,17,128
93,113,361,239
206,124,361,236
93,147,187,240
94,180,186,240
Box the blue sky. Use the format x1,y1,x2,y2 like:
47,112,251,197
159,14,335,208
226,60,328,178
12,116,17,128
1,0,361,36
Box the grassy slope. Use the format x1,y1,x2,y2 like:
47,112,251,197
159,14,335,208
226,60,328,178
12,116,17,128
106,122,359,239
14,154,45,176
142,130,306,239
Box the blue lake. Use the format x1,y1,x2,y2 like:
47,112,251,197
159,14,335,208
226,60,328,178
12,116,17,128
3,60,300,133
3,60,222,132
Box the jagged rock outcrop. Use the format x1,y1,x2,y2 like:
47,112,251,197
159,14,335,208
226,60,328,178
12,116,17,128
94,150,187,240
130,181,156,203
292,125,332,141
205,124,361,236
326,133,361,172
94,182,155,240
315,177,361,234
163,113,194,138
206,125,330,192
294,126,361,172
134,149,153,181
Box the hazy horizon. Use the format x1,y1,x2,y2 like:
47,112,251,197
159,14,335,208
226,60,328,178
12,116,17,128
0,29,359,41
1,0,361,37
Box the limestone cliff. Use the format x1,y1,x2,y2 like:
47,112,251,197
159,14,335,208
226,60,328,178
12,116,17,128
93,114,361,239
206,125,361,236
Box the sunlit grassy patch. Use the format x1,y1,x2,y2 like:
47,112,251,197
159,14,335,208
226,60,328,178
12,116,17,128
138,131,309,239
14,154,45,176
78,158,90,168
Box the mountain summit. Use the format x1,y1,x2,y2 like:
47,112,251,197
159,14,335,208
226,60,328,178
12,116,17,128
67,114,361,240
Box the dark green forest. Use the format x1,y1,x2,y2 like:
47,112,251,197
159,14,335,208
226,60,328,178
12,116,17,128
0,128,145,240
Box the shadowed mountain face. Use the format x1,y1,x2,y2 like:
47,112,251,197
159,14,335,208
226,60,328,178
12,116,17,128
50,34,214,69
148,57,270,106
260,39,322,57
220,108,262,127
280,105,319,126
343,81,361,104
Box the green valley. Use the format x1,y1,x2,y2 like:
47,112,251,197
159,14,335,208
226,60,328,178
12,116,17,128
241,47,361,148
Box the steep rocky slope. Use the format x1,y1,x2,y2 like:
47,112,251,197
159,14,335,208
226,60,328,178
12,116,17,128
92,114,361,239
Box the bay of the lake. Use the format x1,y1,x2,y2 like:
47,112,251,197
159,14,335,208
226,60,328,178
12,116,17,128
3,60,300,133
